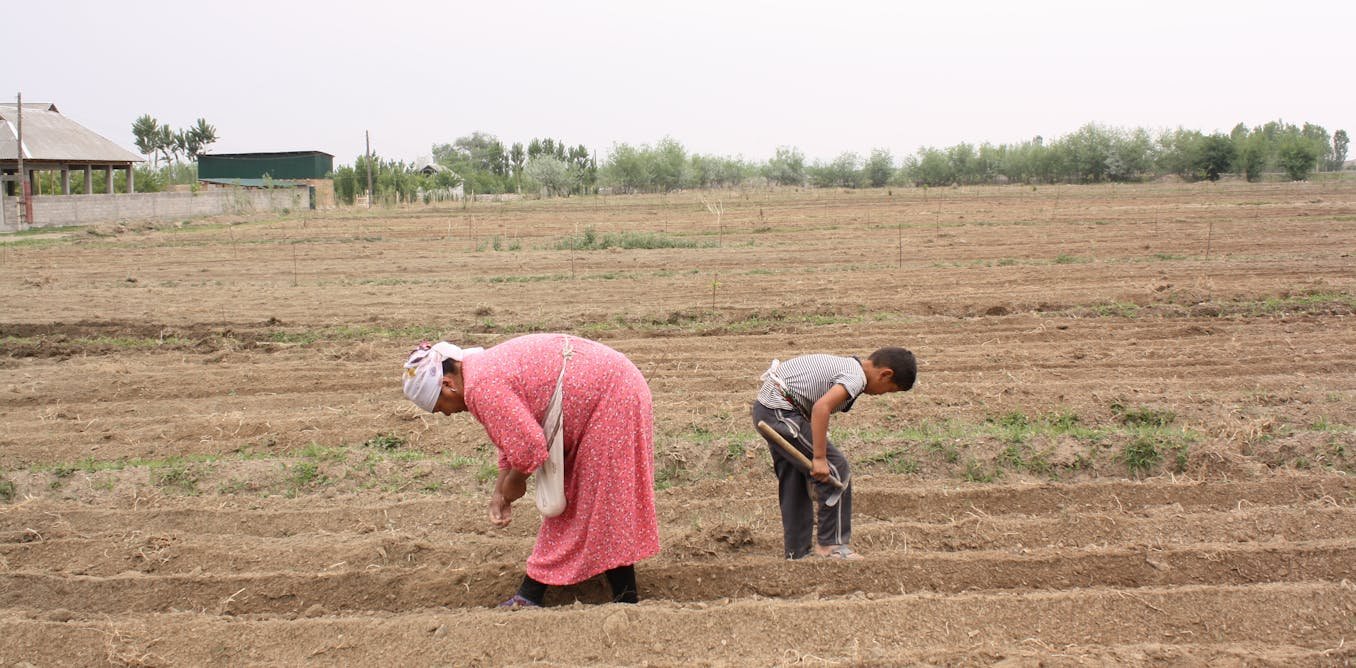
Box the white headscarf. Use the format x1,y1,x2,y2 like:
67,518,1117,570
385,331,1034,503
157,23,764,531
402,341,484,412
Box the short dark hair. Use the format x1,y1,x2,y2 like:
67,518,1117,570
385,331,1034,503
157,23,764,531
869,347,916,391
441,358,461,376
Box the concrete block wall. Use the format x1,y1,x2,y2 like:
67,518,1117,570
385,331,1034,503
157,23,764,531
0,188,309,233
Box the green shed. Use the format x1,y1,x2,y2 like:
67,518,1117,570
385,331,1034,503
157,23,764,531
198,151,334,180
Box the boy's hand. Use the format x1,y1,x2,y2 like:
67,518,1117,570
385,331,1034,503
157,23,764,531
810,457,831,482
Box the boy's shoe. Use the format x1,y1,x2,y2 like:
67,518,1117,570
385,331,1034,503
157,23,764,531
816,545,863,560
497,594,541,609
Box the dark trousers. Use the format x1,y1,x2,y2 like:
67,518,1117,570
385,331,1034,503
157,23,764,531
752,402,852,559
517,565,638,605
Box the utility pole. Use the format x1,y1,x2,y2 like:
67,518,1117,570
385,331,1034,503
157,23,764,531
365,130,373,209
16,92,30,226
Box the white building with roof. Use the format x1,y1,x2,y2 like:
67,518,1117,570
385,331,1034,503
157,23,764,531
0,102,144,199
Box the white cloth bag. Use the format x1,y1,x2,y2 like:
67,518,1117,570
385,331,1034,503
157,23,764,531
535,338,573,517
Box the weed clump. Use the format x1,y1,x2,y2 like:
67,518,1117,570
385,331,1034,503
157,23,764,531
1121,435,1164,476
555,227,703,251
364,434,407,450
1112,402,1176,428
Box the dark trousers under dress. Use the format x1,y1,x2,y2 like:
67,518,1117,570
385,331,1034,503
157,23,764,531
751,401,853,559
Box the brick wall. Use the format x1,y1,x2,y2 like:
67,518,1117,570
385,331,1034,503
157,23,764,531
0,188,310,233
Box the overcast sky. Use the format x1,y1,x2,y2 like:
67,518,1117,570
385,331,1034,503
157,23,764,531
6,0,1352,166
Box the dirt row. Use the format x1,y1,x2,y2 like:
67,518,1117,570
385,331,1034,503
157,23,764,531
3,584,1352,665
2,475,1352,613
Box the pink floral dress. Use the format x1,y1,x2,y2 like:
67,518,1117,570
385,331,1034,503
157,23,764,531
462,334,660,585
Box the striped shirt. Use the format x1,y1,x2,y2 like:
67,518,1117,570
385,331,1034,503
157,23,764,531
757,354,867,416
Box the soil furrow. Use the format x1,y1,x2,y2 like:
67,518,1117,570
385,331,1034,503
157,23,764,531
0,582,1350,665
2,540,1352,613
6,505,1355,575
5,476,1351,539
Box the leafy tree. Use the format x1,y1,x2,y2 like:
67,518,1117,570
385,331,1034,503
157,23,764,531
604,143,650,193
809,152,861,188
863,148,894,187
1057,124,1118,183
1302,123,1332,168
1109,128,1155,181
1234,131,1268,182
906,147,953,187
946,142,979,184
1155,128,1203,179
178,119,218,161
1331,130,1349,171
1277,135,1319,180
1194,133,1236,181
154,125,177,165
650,137,687,191
524,155,573,196
763,146,806,186
132,115,161,165
567,144,595,194
509,142,526,191
132,115,216,168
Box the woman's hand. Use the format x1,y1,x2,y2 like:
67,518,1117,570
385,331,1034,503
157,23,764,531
489,468,529,527
489,491,513,527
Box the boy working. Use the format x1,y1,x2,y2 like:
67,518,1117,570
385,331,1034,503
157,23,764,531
752,347,916,559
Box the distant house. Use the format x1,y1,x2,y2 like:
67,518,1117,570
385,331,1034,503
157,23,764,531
197,151,335,208
0,102,144,196
411,156,464,200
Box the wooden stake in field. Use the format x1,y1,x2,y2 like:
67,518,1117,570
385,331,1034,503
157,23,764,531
1205,220,1214,259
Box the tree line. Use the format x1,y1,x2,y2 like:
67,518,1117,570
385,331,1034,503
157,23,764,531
330,155,462,206
131,115,218,168
329,119,1347,203
902,121,1346,187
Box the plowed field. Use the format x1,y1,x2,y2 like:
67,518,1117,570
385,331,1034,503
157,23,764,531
2,179,1355,665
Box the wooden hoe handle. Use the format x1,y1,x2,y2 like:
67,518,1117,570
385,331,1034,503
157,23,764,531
756,420,846,490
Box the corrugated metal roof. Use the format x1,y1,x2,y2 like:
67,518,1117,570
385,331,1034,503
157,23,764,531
0,103,144,163
200,150,334,159
199,178,307,188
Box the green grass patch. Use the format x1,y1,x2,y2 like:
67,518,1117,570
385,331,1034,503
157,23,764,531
482,272,566,283
475,235,522,252
1307,417,1351,432
300,443,347,462
1121,434,1164,476
1111,402,1176,428
152,460,200,494
654,461,684,491
1094,301,1141,318
0,478,15,502
265,324,444,345
1,335,194,350
1247,292,1356,316
962,459,1001,483
286,460,324,490
364,433,407,450
555,226,705,250
475,461,498,484
862,446,921,474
